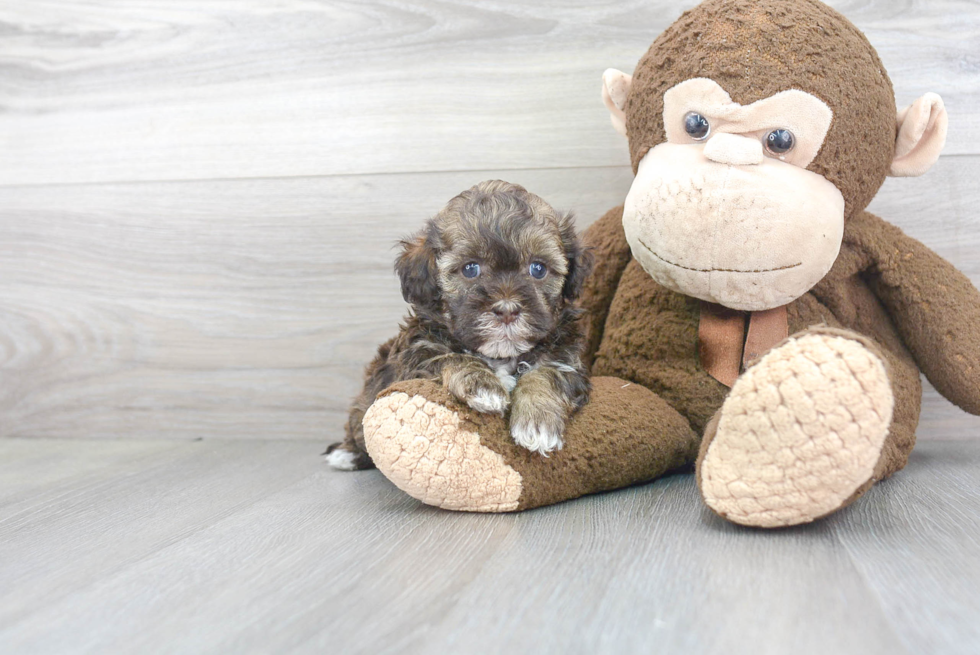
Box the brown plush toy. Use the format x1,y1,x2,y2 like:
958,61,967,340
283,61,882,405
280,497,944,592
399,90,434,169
359,0,980,527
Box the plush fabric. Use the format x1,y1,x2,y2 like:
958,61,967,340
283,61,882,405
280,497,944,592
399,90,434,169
363,390,523,512
364,377,699,511
696,328,894,527
589,208,932,473
625,0,896,220
892,94,949,177
699,303,789,387
623,142,846,310
579,205,634,370
662,79,834,168
358,0,979,527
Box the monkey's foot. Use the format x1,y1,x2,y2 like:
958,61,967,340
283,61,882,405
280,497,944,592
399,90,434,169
697,328,895,528
362,378,700,512
362,389,522,512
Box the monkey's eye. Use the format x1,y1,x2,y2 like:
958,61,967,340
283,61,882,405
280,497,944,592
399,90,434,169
683,112,710,140
461,262,480,278
528,262,547,279
765,129,795,155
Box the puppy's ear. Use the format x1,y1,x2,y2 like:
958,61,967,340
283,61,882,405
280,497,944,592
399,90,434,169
395,224,441,311
558,213,595,302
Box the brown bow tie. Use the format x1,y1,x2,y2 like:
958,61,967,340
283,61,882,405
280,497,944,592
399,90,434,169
698,301,788,387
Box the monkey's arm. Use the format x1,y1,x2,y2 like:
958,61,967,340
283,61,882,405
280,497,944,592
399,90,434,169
851,211,980,415
579,205,633,368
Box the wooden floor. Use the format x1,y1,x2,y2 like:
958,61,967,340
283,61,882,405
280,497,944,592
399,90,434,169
2,1,980,653
0,438,977,654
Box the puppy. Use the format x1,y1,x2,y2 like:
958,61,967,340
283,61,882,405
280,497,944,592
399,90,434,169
326,180,594,470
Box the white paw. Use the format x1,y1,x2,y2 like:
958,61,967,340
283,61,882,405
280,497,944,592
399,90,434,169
510,419,564,456
495,370,518,392
325,449,358,471
467,388,510,416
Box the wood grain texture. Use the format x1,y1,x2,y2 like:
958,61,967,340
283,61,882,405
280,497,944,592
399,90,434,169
0,0,978,185
0,438,181,506
0,439,324,629
1,438,978,654
1,159,978,441
830,440,980,655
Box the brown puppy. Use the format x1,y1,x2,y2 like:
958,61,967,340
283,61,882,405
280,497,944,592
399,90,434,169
326,180,594,470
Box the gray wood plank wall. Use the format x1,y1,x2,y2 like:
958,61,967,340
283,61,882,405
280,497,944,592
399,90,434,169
1,0,978,442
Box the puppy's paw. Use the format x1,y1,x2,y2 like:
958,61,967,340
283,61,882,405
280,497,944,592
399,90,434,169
324,443,375,471
467,386,511,415
445,367,510,416
509,371,574,456
509,400,566,456
325,449,359,470
512,416,565,457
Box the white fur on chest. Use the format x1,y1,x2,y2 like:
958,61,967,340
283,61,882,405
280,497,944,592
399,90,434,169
480,356,538,393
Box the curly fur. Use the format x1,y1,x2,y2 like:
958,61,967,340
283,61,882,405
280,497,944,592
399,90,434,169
327,180,594,468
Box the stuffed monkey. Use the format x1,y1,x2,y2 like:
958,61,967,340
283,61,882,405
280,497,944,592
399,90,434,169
356,0,980,527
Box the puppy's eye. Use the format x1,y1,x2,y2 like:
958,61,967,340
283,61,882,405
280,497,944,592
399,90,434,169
765,129,795,155
461,262,480,278
684,112,710,140
528,262,547,279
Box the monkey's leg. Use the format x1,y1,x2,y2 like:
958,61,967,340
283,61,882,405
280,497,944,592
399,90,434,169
360,377,700,512
696,327,904,528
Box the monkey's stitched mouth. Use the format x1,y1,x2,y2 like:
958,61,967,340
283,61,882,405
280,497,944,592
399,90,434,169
636,237,802,273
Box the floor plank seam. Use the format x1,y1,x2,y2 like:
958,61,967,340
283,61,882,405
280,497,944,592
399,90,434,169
0,164,638,191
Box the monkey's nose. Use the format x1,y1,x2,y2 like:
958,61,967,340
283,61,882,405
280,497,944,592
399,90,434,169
492,302,521,325
702,132,764,166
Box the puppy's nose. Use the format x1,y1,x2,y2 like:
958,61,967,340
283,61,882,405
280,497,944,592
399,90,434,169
492,301,521,325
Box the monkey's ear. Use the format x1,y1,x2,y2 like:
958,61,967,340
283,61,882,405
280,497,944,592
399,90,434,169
889,93,948,177
558,214,595,302
602,69,632,137
394,228,441,311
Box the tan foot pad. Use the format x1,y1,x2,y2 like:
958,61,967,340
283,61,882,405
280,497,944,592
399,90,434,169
362,392,523,512
699,332,894,527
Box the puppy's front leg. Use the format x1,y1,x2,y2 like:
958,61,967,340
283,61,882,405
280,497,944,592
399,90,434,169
440,354,510,416
510,364,590,456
